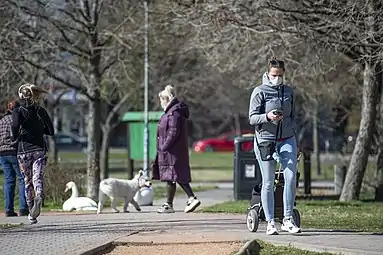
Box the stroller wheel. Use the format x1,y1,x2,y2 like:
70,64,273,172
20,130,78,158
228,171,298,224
293,208,301,227
246,209,259,232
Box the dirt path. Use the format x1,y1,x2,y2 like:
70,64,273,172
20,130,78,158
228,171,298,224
106,242,242,255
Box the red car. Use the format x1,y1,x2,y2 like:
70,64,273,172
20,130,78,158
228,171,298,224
193,130,254,152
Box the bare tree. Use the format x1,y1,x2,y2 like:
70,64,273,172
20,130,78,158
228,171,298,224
44,87,69,163
2,0,144,199
99,57,142,180
260,0,382,200
170,0,382,200
151,1,277,138
375,71,383,201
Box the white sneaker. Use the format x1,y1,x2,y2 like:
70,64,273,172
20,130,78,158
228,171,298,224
157,203,175,213
266,220,278,235
28,214,37,225
184,197,201,213
281,217,301,234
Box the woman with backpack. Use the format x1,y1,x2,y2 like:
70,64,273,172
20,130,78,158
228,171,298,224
248,57,300,235
12,84,54,224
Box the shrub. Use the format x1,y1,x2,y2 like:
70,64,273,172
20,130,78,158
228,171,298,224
43,163,87,206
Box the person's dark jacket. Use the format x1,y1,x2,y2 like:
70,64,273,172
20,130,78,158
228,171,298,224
152,98,192,184
12,101,54,154
0,111,17,156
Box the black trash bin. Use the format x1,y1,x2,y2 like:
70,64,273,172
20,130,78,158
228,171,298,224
233,135,261,200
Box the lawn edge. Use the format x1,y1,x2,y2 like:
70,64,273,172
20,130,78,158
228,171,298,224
236,239,382,255
263,239,382,255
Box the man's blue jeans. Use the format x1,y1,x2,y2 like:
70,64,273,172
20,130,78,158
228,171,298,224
0,155,28,213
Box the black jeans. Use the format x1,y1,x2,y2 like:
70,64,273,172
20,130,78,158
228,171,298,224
166,181,195,206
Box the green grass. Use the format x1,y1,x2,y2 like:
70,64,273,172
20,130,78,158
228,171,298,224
57,151,234,171
57,151,377,182
249,240,333,255
58,150,128,161
190,152,233,171
58,151,234,182
299,159,376,181
200,199,383,233
104,151,235,182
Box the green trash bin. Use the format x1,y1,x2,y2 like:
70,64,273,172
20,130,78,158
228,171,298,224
121,111,164,161
233,135,261,200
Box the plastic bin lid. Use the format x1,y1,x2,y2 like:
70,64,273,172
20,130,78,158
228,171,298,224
234,133,254,143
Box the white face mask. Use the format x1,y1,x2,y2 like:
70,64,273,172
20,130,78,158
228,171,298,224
269,76,283,86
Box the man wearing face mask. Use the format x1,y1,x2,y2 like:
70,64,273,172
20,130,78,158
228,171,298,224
248,57,300,235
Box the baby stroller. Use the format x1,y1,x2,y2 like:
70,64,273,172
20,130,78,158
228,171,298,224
246,152,302,232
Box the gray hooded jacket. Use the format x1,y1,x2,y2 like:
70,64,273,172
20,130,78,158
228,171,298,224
248,72,296,141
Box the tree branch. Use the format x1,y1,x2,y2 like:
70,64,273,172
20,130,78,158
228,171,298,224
103,92,132,130
22,57,92,99
52,89,71,107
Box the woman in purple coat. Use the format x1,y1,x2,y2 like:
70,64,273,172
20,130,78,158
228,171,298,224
153,85,201,213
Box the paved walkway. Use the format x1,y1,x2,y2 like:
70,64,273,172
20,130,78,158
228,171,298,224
0,188,382,255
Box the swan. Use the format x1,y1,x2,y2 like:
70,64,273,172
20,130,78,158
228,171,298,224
63,181,98,212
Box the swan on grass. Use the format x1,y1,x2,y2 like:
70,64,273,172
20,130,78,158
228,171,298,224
63,181,98,212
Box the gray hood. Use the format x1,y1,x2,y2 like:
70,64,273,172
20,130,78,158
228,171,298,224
262,72,280,87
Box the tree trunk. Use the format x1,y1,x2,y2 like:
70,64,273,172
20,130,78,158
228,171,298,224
86,98,102,199
48,136,58,163
46,102,58,163
339,62,379,201
86,30,103,199
375,68,383,201
313,99,321,175
376,146,383,201
100,127,111,180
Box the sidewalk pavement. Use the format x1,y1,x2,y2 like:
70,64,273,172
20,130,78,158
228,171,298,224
1,188,382,255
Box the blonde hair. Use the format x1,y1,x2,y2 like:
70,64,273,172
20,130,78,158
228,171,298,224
158,85,176,102
18,83,48,104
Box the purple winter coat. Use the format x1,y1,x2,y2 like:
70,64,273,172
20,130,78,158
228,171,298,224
152,98,191,184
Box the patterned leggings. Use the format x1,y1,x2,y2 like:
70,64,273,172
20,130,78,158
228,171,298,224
17,151,47,210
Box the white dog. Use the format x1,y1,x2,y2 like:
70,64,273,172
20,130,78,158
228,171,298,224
97,170,152,214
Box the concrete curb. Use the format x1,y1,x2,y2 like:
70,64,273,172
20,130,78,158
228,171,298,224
114,240,243,246
79,241,114,255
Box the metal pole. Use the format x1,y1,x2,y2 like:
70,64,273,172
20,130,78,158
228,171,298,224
143,0,149,177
